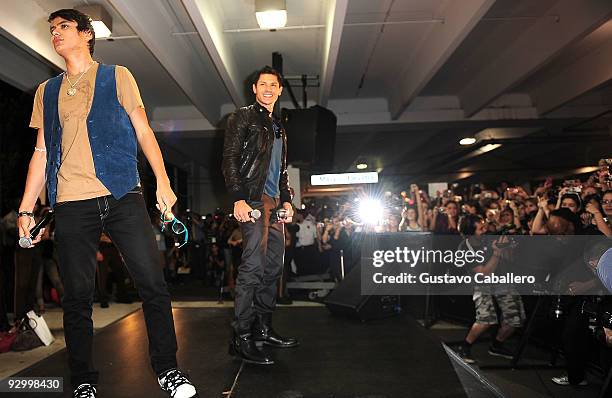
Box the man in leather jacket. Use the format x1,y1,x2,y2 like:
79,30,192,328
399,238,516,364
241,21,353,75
222,66,298,365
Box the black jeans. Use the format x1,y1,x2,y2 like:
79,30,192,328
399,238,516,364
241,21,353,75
233,195,284,333
562,297,591,384
54,191,177,387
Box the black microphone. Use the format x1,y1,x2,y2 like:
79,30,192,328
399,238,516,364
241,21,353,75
19,211,54,248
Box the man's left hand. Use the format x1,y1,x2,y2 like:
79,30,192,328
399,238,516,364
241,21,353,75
281,202,294,223
156,180,177,218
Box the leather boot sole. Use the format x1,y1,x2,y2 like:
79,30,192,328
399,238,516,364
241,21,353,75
228,343,275,365
261,340,299,348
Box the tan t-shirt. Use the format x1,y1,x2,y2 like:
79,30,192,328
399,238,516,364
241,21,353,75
30,63,144,203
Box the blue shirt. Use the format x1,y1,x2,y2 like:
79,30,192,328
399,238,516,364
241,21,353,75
264,119,282,198
597,248,612,294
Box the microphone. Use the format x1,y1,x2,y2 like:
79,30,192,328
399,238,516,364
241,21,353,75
19,211,54,249
249,209,261,220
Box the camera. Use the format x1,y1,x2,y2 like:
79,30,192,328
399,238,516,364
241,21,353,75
581,298,612,345
271,208,289,223
567,186,582,194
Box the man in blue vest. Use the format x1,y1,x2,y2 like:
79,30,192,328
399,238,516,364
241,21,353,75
222,66,298,366
16,9,198,398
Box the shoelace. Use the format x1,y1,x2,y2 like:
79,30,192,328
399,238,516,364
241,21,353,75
73,384,96,398
160,369,192,393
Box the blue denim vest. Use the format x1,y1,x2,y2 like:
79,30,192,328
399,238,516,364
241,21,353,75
43,64,139,208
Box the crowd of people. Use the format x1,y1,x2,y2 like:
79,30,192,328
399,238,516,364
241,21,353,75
1,160,611,388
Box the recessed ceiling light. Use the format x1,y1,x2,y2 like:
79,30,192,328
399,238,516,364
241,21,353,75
459,137,476,145
255,0,287,30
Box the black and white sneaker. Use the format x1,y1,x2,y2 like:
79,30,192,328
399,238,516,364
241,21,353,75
158,368,198,398
551,375,588,386
73,383,97,398
488,343,514,359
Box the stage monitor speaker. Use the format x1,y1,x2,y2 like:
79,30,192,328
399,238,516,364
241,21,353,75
324,264,401,322
281,106,336,170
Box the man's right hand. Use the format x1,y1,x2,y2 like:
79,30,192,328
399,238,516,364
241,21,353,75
234,200,255,223
17,215,43,247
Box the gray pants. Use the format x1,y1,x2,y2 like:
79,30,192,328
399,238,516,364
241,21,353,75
233,195,284,333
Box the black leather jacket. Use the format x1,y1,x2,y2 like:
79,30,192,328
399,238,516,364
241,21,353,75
222,102,291,204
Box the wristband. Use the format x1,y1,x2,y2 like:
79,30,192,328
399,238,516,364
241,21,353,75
17,211,34,218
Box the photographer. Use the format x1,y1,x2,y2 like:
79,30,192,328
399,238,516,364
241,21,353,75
453,214,525,364
399,184,426,232
325,217,355,280
431,200,459,235
583,194,611,236
543,208,594,386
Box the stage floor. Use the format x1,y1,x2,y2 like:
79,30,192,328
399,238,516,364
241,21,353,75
9,307,470,398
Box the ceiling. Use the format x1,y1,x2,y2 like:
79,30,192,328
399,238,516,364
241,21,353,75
1,0,612,187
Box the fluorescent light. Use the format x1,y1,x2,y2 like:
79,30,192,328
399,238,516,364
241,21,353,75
255,0,287,29
92,21,111,38
356,163,368,170
478,143,502,154
459,137,476,145
76,5,113,38
256,10,287,29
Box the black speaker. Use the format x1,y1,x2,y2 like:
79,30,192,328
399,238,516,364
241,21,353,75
281,106,336,170
324,264,401,322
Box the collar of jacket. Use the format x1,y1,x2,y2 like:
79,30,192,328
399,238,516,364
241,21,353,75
253,101,280,122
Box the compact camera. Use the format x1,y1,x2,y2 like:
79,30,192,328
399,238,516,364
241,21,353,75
271,209,289,223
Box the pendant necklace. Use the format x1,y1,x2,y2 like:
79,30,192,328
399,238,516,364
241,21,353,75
65,62,94,96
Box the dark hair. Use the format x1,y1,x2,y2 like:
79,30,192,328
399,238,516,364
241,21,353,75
459,214,483,236
254,65,283,87
445,200,458,208
465,199,483,215
549,208,580,232
560,193,581,210
48,9,95,55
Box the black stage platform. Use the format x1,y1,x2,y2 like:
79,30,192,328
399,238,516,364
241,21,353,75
9,307,472,398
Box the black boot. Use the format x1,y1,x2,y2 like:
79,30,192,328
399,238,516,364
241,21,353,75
229,332,274,365
252,313,299,348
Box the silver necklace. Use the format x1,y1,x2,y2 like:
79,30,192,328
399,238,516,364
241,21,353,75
64,62,94,96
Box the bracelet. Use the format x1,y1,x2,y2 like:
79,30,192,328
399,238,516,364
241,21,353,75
34,147,46,152
17,211,34,218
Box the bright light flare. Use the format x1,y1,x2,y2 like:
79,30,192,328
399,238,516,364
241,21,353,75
358,199,384,226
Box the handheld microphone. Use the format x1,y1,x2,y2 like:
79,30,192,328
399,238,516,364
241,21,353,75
249,209,261,220
19,211,54,249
